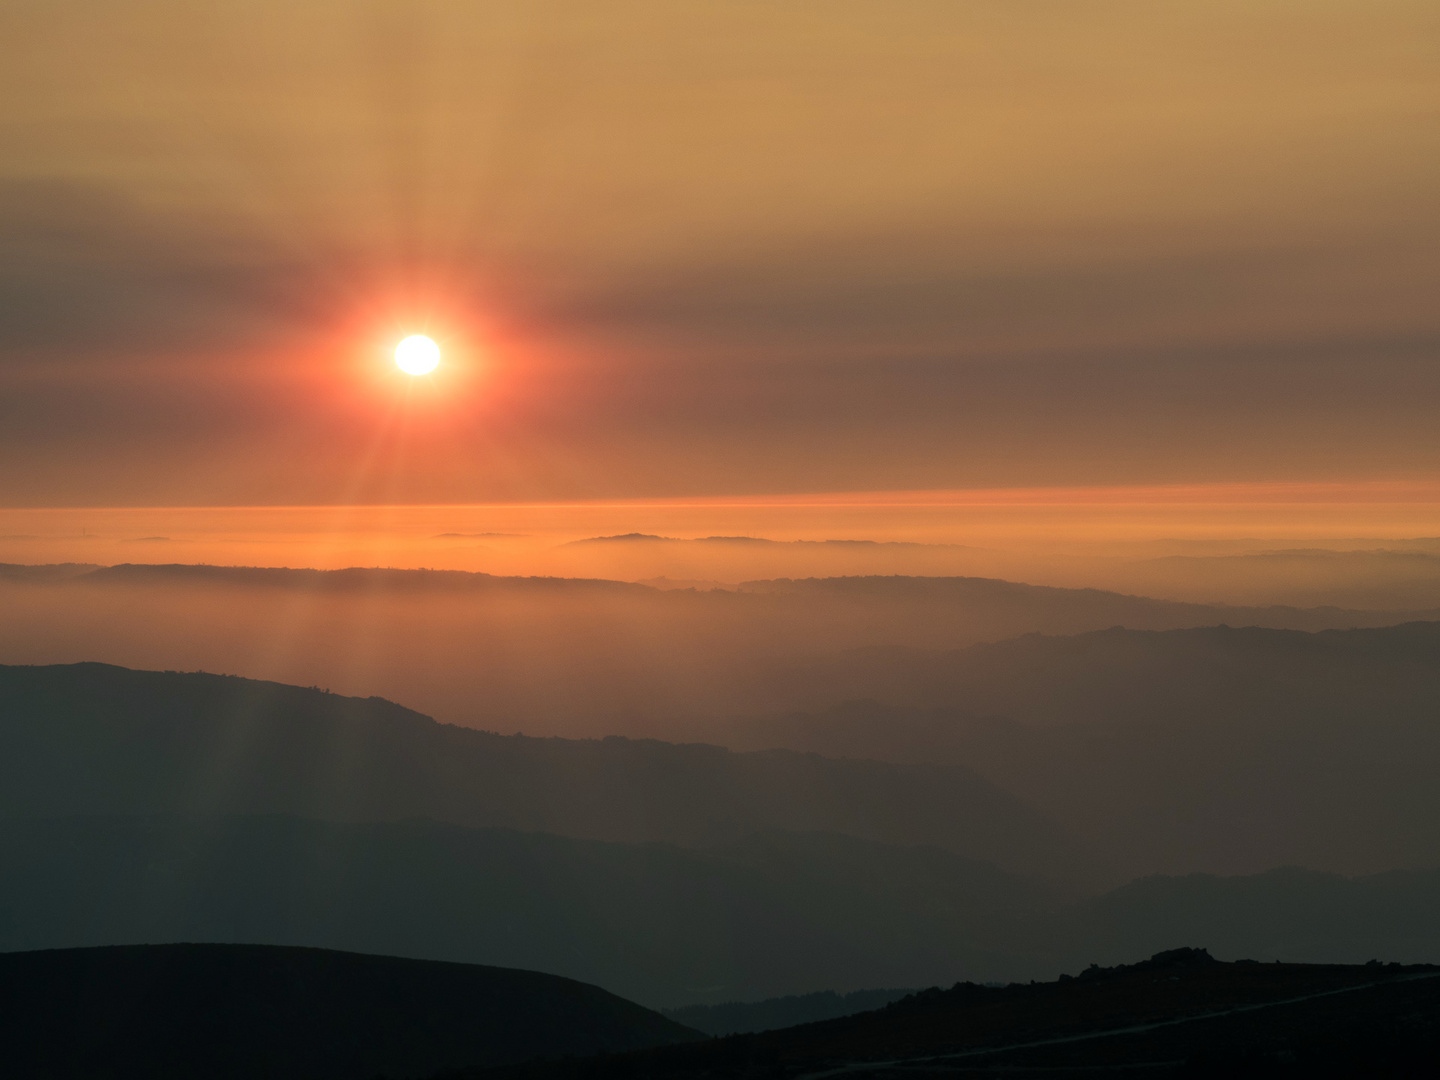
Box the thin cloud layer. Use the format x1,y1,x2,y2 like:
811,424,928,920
1,1,1437,504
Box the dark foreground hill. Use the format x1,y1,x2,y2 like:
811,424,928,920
0,662,1084,880
0,943,699,1080
662,988,917,1036
444,951,1440,1080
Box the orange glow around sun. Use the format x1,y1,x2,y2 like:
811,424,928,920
331,292,513,420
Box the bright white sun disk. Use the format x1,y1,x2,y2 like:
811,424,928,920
395,335,440,375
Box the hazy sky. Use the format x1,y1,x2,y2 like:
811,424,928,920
2,1,1437,506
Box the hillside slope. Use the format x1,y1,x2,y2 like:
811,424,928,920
0,662,1083,879
718,620,1440,726
0,815,1060,1005
444,952,1440,1079
694,622,1440,876
3,814,1439,1006
0,943,699,1080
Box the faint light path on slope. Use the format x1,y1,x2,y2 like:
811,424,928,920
795,970,1440,1080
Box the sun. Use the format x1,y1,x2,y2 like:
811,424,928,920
394,335,440,375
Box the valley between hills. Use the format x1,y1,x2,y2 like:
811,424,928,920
5,569,1440,1076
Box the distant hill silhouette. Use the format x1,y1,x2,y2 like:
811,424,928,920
695,621,1440,876
442,953,1440,1079
78,562,648,594
29,561,1436,636
1113,546,1440,609
551,536,1440,611
724,573,1440,639
7,564,1440,732
1064,866,1440,968
0,943,699,1080
727,620,1440,726
0,662,1085,879
0,562,97,582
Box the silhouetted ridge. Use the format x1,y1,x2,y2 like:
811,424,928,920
38,563,1440,639
445,956,1440,1080
0,815,1062,1004
82,563,648,593
562,536,995,554
1067,946,1218,982
564,534,670,545
663,988,917,1036
0,662,1084,878
706,619,1440,876
0,561,98,581
8,812,1440,1007
0,943,698,1080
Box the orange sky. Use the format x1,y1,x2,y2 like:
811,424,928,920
2,2,1438,509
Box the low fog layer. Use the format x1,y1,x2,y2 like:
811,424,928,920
13,523,1440,610
4,564,1439,735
